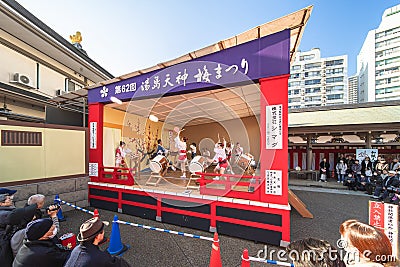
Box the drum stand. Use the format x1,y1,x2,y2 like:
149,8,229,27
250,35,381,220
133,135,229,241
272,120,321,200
145,172,164,186
186,173,200,190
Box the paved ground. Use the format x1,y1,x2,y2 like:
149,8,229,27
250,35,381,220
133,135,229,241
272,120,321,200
58,179,373,267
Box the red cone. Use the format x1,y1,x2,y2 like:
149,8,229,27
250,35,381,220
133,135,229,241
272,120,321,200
209,232,222,267
93,209,99,218
241,249,250,267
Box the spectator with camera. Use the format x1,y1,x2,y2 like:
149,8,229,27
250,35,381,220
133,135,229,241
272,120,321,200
12,217,71,267
10,195,61,257
0,188,38,267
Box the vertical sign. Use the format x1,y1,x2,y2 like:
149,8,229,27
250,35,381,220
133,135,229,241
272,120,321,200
90,122,97,149
369,201,398,256
265,170,282,195
88,163,98,177
266,105,283,149
384,203,398,256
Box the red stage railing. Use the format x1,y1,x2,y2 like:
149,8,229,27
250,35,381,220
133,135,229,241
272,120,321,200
196,172,263,201
94,166,135,186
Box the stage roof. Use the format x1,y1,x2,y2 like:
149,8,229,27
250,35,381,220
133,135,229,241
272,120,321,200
50,6,313,110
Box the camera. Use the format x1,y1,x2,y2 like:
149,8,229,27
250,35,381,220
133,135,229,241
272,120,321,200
387,186,400,194
46,204,61,212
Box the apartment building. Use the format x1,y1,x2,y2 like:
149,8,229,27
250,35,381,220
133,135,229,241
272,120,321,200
357,4,400,102
288,48,348,109
348,75,359,104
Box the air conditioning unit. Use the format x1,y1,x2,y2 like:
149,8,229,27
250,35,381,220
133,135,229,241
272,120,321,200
56,89,64,96
10,73,34,88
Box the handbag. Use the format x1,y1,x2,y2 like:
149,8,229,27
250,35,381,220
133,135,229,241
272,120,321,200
320,173,327,181
365,169,372,176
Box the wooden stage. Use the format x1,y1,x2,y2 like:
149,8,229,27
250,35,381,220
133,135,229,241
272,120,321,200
89,167,291,246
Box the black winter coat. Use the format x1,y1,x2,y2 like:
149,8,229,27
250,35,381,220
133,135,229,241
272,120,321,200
64,242,130,267
64,241,130,267
12,239,70,267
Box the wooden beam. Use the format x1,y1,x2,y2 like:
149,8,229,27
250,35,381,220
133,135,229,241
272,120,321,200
288,189,313,218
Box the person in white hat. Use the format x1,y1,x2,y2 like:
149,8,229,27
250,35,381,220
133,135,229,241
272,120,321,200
64,217,130,267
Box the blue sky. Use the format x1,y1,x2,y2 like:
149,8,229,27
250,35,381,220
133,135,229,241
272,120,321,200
17,0,400,77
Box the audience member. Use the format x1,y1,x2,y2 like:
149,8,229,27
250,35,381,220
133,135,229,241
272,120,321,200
0,189,37,267
64,217,130,267
389,158,400,171
351,160,362,183
319,158,330,182
361,157,373,179
372,170,399,201
11,197,60,257
286,237,345,267
339,219,396,267
336,159,348,183
27,194,45,219
12,218,70,267
375,158,389,174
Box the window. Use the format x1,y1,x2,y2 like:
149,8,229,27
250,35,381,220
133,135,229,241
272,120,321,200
305,79,321,85
290,73,300,79
327,94,343,100
289,81,301,87
289,89,300,95
326,77,344,83
291,65,301,71
304,63,321,69
305,87,321,94
325,59,344,66
326,85,344,94
65,79,83,92
1,130,42,146
300,54,315,61
305,71,320,77
326,68,344,75
289,98,301,103
305,96,321,102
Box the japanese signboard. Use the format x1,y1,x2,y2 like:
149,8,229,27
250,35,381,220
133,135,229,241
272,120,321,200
356,149,378,163
88,162,98,177
88,29,290,103
266,104,283,149
369,201,398,256
265,170,282,195
90,122,97,149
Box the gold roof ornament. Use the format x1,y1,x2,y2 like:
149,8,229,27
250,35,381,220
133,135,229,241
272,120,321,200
70,31,82,44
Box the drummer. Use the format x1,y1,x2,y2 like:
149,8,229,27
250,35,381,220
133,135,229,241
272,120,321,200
156,139,176,171
212,138,228,180
225,141,235,174
174,129,187,179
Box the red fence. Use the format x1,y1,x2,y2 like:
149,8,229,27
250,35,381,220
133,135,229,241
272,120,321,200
196,172,263,201
92,166,135,186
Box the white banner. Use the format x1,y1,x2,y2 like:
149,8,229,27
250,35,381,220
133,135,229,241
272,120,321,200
356,149,378,162
384,203,398,257
88,163,98,177
265,170,282,195
90,122,97,149
266,105,283,149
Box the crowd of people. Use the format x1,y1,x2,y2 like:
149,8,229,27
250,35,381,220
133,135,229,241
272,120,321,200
0,188,130,267
0,187,398,266
319,155,400,204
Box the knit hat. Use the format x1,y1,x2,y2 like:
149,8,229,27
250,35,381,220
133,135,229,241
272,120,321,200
77,217,109,242
0,188,17,196
26,218,53,241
